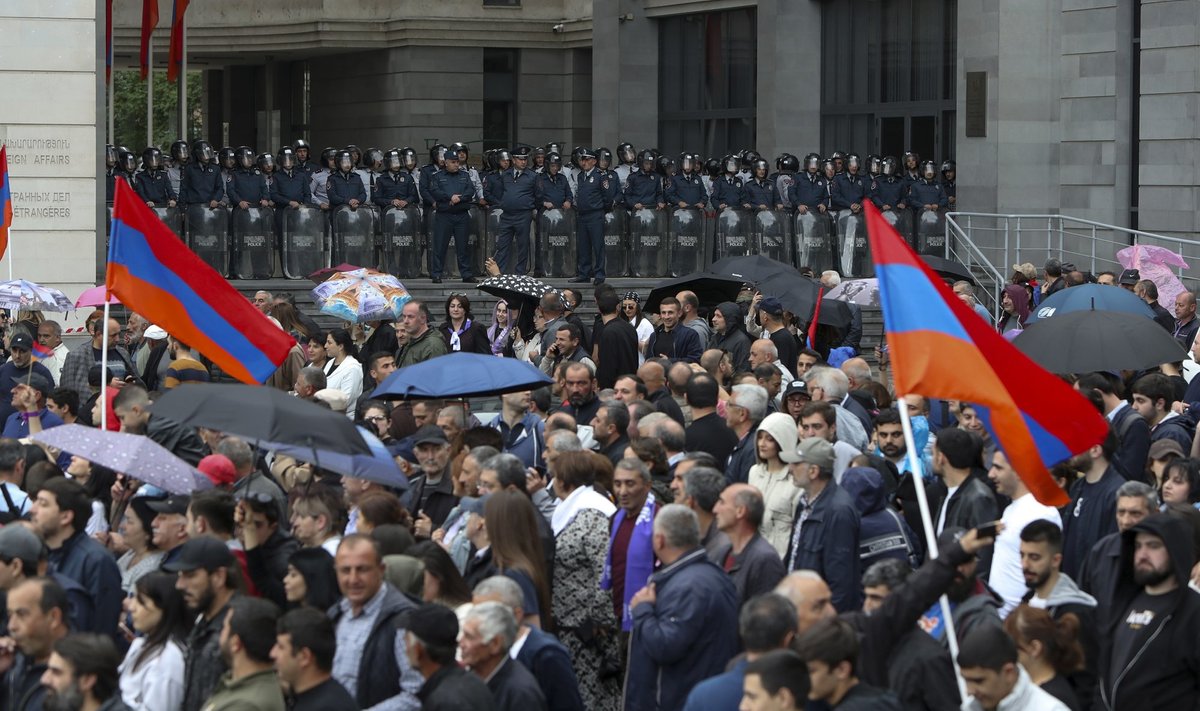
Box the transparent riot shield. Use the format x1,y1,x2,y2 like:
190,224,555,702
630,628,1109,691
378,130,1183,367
230,207,276,280
445,206,485,278
280,206,329,280
916,209,947,256
667,208,708,278
794,211,835,274
539,208,577,278
629,208,669,278
106,203,113,239
878,208,913,249
152,206,184,239
484,207,504,271
331,206,376,268
753,209,792,266
603,206,630,278
380,206,423,279
421,209,434,277
714,208,752,261
836,209,871,278
185,204,231,275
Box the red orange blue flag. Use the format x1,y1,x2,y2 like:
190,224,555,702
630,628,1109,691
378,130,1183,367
30,343,53,362
864,201,1106,506
167,0,190,82
0,145,11,262
107,180,292,384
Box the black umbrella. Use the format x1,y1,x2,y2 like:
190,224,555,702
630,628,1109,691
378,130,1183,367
815,298,853,329
921,255,975,284
645,272,746,313
1013,309,1186,373
478,274,560,308
709,254,803,284
756,272,822,318
150,383,371,455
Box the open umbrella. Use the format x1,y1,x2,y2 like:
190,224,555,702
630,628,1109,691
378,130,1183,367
756,272,822,318
826,279,881,307
262,426,408,490
645,272,746,313
150,383,371,455
372,352,552,400
308,263,365,283
31,424,212,495
478,274,559,308
1013,309,1186,373
75,285,121,308
1025,284,1155,323
312,268,412,323
0,280,74,312
921,255,975,284
814,298,853,329
708,254,803,284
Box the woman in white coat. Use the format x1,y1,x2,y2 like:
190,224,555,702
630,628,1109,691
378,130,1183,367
748,411,805,557
118,572,188,711
323,328,363,416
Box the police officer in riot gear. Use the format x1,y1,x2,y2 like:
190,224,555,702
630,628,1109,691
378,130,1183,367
615,142,637,182
625,150,665,211
535,153,572,211
419,144,447,211
105,145,118,202
219,147,237,176
666,154,708,210
902,151,921,184
257,153,276,194
788,153,829,215
293,140,312,174
532,147,546,173
373,150,419,210
492,146,537,274
228,147,270,210
363,147,385,193
830,150,847,175
711,155,744,210
822,158,837,182
595,147,623,206
831,153,869,213
742,159,783,211
328,149,368,210
400,147,419,174
134,147,177,207
116,147,138,186
450,142,484,198
180,141,225,207
703,157,722,196
866,154,883,179
429,150,477,283
769,153,799,208
270,148,312,209
572,147,612,285
869,156,908,212
909,160,948,212
167,140,188,196
941,159,956,207
311,147,337,209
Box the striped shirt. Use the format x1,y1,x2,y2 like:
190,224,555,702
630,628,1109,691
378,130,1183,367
163,357,210,389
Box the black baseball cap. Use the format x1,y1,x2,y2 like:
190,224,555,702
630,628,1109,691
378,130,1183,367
783,381,811,400
1119,269,1140,286
145,494,191,516
407,603,459,648
162,536,235,572
9,332,32,351
412,424,449,446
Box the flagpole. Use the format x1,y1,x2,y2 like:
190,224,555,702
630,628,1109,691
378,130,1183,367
101,300,111,430
896,399,969,701
146,35,154,147
177,13,186,139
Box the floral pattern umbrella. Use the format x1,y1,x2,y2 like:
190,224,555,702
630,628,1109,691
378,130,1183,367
0,280,75,312
311,268,412,323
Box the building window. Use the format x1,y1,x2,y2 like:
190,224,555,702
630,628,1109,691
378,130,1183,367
659,9,757,158
483,0,520,6
820,0,956,162
483,49,518,150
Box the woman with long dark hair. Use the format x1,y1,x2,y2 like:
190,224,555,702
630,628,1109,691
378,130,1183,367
439,293,490,354
323,328,362,416
409,540,473,610
118,572,190,710
486,300,514,356
484,489,550,629
282,547,341,611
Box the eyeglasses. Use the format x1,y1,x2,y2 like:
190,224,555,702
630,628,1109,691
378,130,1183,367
365,415,388,423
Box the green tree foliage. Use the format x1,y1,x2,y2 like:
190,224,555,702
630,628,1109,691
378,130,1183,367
112,69,203,152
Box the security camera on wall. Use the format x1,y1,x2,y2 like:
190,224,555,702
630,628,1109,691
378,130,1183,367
552,23,565,33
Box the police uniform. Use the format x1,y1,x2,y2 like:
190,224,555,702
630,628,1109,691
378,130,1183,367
493,160,538,274
624,169,663,209
908,178,948,211
180,162,224,206
574,156,612,282
710,174,744,210
742,177,781,209
327,170,368,209
227,168,269,206
134,169,176,205
271,168,312,208
310,169,331,207
665,172,708,208
869,175,908,210
429,166,477,281
373,170,419,210
535,170,572,208
831,171,870,211
789,172,829,213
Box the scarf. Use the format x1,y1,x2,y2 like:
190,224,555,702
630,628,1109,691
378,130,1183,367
601,498,656,631
488,307,512,356
448,318,472,352
552,485,616,536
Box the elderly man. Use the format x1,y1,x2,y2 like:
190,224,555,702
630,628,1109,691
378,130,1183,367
405,603,496,710
748,339,794,390
725,384,768,485
805,366,870,450
293,366,326,400
253,290,273,314
396,301,449,368
714,484,786,603
625,505,739,711
404,425,461,536
603,458,658,633
460,602,547,710
34,321,70,385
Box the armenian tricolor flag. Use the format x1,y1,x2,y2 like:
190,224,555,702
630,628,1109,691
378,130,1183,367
140,0,160,80
0,145,11,262
167,0,190,82
30,342,53,362
865,201,1107,506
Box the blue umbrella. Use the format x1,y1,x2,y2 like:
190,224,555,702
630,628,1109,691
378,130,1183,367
372,352,553,400
263,427,407,490
1026,284,1155,323
32,424,212,495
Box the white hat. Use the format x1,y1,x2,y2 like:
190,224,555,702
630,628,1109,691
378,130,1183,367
143,325,169,340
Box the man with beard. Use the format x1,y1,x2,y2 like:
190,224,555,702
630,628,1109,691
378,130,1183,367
1098,514,1200,710
987,449,1061,617
1078,481,1158,610
931,428,998,575
2,578,70,710
203,598,285,711
111,385,208,467
917,527,1004,648
560,362,601,426
1061,426,1124,580
166,537,242,711
39,634,130,711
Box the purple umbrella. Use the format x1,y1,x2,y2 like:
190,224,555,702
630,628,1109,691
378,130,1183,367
31,424,212,495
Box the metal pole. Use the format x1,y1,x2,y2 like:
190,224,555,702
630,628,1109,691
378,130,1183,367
177,14,187,139
100,301,111,430
147,35,154,147
107,69,115,146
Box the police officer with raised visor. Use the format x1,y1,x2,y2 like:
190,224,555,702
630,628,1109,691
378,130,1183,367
665,153,708,210
624,150,665,212
227,146,270,210
869,156,907,212
429,150,477,284
788,153,829,215
327,149,368,210
535,153,572,211
572,147,612,285
292,139,312,175
179,141,225,207
491,147,537,275
596,147,625,207
134,147,177,207
830,153,869,214
311,148,336,210
270,148,312,209
373,150,419,211
909,160,949,212
741,158,783,211
711,155,744,210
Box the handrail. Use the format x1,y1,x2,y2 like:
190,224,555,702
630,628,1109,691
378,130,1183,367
943,217,1006,319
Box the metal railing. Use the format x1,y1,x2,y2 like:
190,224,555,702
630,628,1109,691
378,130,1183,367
941,218,1007,318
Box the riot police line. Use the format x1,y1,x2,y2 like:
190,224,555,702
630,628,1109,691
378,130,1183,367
104,139,958,280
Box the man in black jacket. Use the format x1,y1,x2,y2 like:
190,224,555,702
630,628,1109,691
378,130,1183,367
932,428,998,576
407,603,497,711
461,602,547,710
402,425,461,536
0,577,69,711
684,372,739,467
112,385,209,466
793,617,902,709
239,495,300,608
1075,372,1150,481
1078,480,1158,610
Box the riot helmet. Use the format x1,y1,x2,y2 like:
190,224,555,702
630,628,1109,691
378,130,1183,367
678,153,696,174
235,146,255,171
169,140,189,164
546,152,562,172
830,150,846,173
657,155,676,177
845,153,861,175
118,148,137,174
336,150,354,174
780,154,800,173
366,148,384,172
292,139,310,161
400,147,418,171
752,159,769,180
346,145,362,167
142,147,163,171
638,150,657,173
867,154,882,176
385,150,403,173
191,141,214,165
321,147,338,170
941,159,956,180
617,142,636,165
803,153,821,174
722,155,739,175
705,158,722,178
217,147,234,170
881,156,898,177
544,142,562,157
257,152,275,174
483,149,498,172
278,148,296,171
741,150,761,168
496,149,512,171
449,142,469,162
920,160,938,181
532,148,545,169
903,151,920,171
822,158,836,180
105,145,117,170
596,147,613,170
429,143,447,166
570,146,585,169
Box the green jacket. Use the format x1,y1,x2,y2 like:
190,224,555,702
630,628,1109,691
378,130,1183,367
200,669,285,711
396,327,449,368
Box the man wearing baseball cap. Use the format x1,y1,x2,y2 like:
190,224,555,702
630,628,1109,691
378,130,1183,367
780,436,862,612
405,602,495,709
0,330,55,426
3,372,63,439
0,525,95,634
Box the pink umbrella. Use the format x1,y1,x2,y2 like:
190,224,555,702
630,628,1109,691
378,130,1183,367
75,285,121,308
